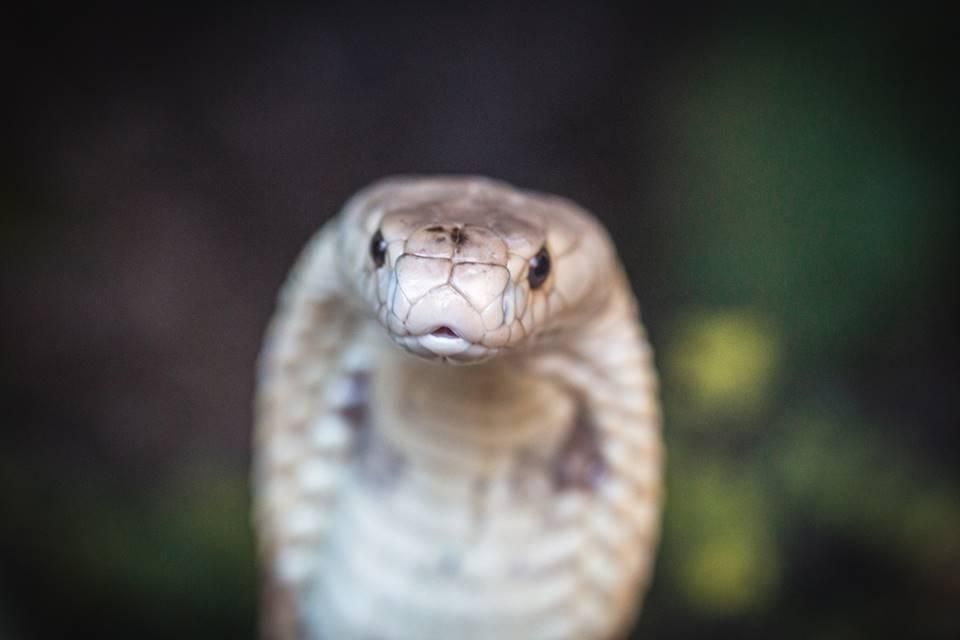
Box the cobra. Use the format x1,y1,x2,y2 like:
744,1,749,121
254,176,663,639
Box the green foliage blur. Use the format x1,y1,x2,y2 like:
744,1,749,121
2,5,956,640
636,25,958,640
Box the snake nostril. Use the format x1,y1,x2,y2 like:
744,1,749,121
430,326,459,338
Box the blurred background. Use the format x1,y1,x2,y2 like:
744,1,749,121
2,3,957,639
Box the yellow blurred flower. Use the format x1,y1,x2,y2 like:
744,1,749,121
667,309,780,429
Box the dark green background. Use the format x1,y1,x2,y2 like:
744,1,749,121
2,3,957,638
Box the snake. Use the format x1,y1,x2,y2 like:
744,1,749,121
253,176,663,640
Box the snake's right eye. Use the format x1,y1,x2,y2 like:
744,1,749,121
370,229,387,268
527,246,551,289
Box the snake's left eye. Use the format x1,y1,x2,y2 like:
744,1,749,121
527,246,551,289
370,229,387,268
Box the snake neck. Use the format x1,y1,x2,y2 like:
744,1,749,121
360,276,653,488
368,347,576,482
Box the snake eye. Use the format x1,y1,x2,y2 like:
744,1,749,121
527,246,551,289
370,229,387,268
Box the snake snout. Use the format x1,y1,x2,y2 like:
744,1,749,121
403,284,486,343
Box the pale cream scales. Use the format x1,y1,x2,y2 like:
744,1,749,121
254,176,663,639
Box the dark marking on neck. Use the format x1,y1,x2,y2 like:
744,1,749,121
338,371,370,430
337,370,407,490
550,401,607,492
449,226,466,246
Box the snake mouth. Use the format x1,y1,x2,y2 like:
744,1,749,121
390,322,495,364
430,326,459,338
417,326,472,357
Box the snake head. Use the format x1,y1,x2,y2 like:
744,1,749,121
340,177,615,364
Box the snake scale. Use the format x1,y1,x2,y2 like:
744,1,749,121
254,176,663,639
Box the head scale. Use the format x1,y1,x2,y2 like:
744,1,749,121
338,176,614,363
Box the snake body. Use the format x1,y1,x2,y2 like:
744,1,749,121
254,176,663,639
